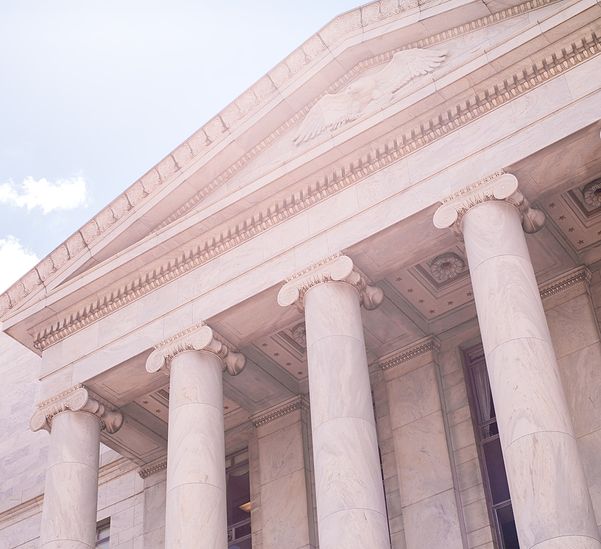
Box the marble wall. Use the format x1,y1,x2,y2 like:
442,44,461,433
546,273,601,533
253,404,316,549
382,342,464,549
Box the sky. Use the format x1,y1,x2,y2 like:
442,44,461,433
0,0,363,292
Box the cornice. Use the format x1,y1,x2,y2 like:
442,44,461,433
277,254,384,310
251,396,308,428
31,30,601,351
539,266,591,299
30,384,123,434
377,336,440,370
0,0,562,321
145,323,246,376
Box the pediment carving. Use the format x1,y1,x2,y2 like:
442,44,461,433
293,48,446,145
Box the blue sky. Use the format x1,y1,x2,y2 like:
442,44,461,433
0,0,362,291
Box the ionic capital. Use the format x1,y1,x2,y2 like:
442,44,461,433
277,254,383,310
30,384,123,434
433,172,545,236
146,323,246,376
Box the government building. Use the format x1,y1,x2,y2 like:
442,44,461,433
1,0,601,547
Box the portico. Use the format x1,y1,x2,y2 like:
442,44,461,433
2,0,601,548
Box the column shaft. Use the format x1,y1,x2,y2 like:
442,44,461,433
463,200,601,549
165,350,227,549
304,281,390,549
39,410,101,549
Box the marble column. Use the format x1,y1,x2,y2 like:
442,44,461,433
434,172,601,549
278,254,390,549
146,323,246,549
30,385,123,549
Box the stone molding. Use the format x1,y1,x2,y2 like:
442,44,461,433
433,172,546,236
377,336,440,371
138,457,168,479
251,395,308,428
30,384,123,434
539,266,591,299
145,323,246,376
277,254,384,310
29,31,601,350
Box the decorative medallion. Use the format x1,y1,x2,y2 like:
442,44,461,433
582,179,601,209
429,253,466,284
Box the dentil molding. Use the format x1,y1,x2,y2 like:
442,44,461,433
277,254,384,310
377,336,440,371
251,395,309,428
30,30,601,351
145,323,246,376
433,172,546,236
539,266,591,299
30,384,123,434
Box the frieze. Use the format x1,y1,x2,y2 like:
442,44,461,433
0,0,563,318
32,31,601,350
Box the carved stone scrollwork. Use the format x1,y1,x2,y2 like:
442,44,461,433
433,172,546,236
277,254,384,310
30,384,123,434
582,178,601,208
146,323,246,376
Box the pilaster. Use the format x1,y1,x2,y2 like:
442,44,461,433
379,337,464,549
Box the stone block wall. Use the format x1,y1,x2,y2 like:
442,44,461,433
546,270,601,533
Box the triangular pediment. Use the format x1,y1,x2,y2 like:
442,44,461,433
1,0,595,350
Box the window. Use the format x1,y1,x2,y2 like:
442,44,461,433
463,345,520,549
96,518,110,549
226,450,252,549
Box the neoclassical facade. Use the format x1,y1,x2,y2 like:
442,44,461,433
2,0,601,548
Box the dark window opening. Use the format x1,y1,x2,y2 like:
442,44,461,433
463,345,520,549
227,451,252,549
95,518,110,549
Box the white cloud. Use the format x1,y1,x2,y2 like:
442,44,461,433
0,236,39,293
0,176,88,214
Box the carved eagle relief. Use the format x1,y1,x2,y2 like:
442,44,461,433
293,48,446,146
